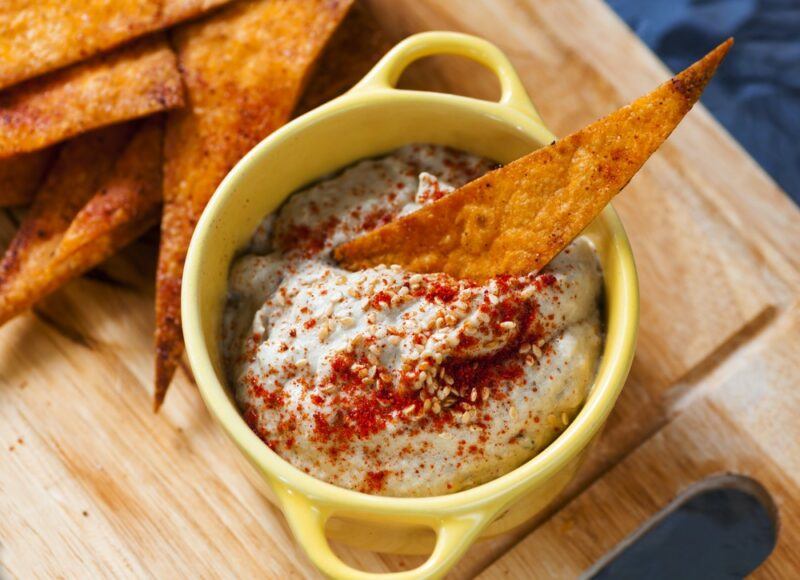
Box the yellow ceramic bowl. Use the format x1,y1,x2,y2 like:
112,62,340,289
183,32,639,579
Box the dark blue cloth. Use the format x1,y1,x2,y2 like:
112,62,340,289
607,0,800,204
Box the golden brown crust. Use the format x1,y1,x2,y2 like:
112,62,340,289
154,0,355,409
0,149,56,207
335,39,733,280
0,125,133,312
57,118,164,259
0,0,233,91
295,1,392,115
0,119,164,326
0,34,183,158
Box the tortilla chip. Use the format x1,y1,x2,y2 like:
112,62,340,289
0,124,133,323
0,0,233,91
295,1,392,115
335,39,733,280
154,0,355,409
0,149,56,207
0,34,183,159
56,119,164,266
0,118,163,326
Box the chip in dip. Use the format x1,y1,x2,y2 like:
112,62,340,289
222,144,603,497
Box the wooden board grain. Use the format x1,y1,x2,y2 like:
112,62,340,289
479,303,800,578
2,0,799,578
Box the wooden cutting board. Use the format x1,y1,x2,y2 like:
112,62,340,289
2,0,799,578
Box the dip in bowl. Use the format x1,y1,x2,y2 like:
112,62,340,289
223,144,604,497
182,32,638,579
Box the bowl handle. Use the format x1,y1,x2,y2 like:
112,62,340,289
275,485,495,579
350,31,547,127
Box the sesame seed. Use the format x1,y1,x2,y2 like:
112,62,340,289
339,316,355,329
437,431,452,439
432,400,441,414
520,287,535,299
423,398,432,412
410,274,423,284
390,264,402,272
402,404,416,415
369,345,381,356
509,406,518,419
347,288,359,299
318,326,330,341
437,387,450,400
461,411,472,424
519,343,531,354
336,276,347,285
470,388,477,402
547,414,558,427
379,372,391,382
444,375,454,385
398,286,409,297
562,412,569,426
531,345,543,358
296,358,309,368
445,334,460,347
488,294,499,305
500,321,516,330
481,387,490,401
418,371,428,382
388,335,401,346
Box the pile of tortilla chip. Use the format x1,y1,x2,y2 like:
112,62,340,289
0,0,391,409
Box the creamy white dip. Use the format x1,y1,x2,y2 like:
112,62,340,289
223,144,603,497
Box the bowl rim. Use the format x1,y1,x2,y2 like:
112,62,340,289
182,33,639,523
